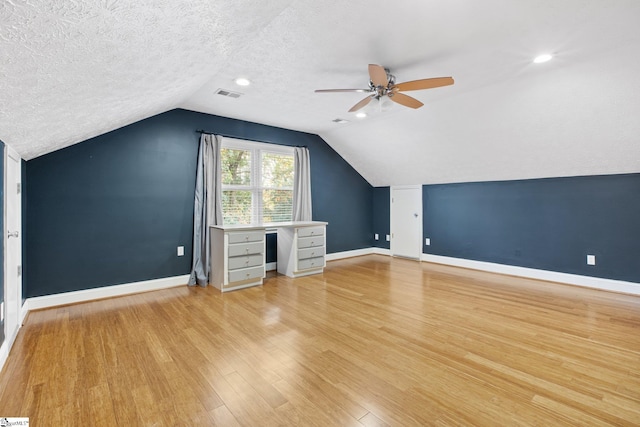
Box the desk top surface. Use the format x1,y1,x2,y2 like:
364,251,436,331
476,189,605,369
211,221,327,231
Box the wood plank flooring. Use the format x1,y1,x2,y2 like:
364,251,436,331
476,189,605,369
1,255,639,426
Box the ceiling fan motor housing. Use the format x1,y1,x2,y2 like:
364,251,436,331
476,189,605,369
369,69,395,99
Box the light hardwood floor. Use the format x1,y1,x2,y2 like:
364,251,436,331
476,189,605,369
1,255,639,426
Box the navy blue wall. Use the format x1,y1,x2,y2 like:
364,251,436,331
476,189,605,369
266,233,277,264
423,174,640,283
25,109,372,297
372,187,390,249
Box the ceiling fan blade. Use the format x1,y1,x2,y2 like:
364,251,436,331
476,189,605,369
394,77,454,92
368,64,388,87
315,89,370,93
388,92,424,109
348,95,374,112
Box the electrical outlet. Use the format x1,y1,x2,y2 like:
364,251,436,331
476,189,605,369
425,238,431,246
587,254,596,265
374,233,379,240
177,246,184,256
386,234,390,242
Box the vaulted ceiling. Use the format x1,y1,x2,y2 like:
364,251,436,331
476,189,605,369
1,0,639,185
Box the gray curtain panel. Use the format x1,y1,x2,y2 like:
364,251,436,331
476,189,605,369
292,146,312,221
188,134,223,286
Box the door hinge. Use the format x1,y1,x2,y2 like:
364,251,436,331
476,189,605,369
17,265,22,276
17,183,21,194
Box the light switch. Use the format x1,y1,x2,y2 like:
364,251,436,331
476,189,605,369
177,246,185,256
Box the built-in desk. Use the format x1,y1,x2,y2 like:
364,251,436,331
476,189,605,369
210,221,327,292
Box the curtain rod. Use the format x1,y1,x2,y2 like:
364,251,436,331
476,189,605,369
195,130,307,148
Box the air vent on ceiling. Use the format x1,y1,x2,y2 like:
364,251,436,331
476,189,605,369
332,118,349,124
215,88,242,98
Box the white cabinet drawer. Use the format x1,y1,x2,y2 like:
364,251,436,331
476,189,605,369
298,257,325,271
298,247,325,261
228,254,263,270
228,231,264,244
297,235,325,249
228,241,264,257
297,226,325,238
274,221,327,278
228,265,264,283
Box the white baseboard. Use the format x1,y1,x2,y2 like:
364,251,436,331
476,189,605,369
269,247,387,269
370,247,391,256
326,247,382,261
20,302,28,326
422,253,640,296
0,323,19,376
25,274,190,312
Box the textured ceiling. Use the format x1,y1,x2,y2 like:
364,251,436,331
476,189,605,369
1,0,639,185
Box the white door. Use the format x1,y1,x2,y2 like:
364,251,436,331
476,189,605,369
390,186,422,259
4,146,22,347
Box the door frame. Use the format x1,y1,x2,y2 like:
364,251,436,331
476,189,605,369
2,144,22,365
390,185,423,260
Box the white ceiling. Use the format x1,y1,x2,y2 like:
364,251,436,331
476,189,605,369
1,0,639,186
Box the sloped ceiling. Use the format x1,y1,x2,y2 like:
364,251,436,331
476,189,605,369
1,0,639,186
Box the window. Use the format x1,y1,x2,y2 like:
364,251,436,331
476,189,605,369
221,139,294,225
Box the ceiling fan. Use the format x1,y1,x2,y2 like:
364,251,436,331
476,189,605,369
315,64,454,113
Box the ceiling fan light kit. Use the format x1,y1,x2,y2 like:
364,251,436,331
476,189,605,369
315,64,454,113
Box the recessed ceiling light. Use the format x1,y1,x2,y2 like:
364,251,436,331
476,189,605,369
235,77,251,86
355,112,367,118
533,54,553,64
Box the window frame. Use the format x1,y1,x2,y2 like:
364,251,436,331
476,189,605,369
220,138,295,225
